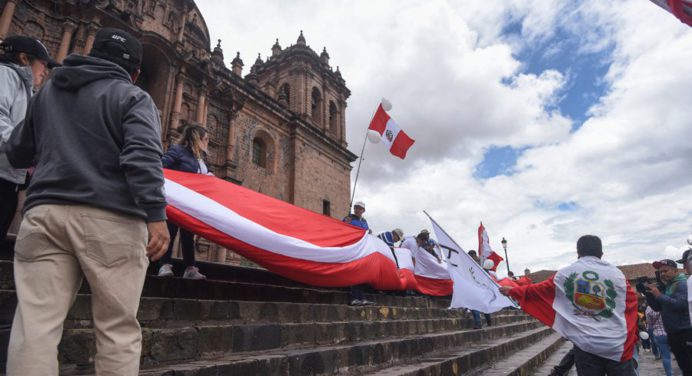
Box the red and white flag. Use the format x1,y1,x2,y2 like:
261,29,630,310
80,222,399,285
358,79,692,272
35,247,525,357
478,222,504,272
650,0,692,26
508,256,638,362
368,103,415,159
163,170,452,296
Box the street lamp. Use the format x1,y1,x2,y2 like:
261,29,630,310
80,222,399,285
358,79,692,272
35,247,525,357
501,237,510,275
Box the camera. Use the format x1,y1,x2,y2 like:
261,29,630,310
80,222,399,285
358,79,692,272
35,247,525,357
635,271,664,294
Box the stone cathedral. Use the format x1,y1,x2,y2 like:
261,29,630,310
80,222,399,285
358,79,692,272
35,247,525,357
0,0,357,264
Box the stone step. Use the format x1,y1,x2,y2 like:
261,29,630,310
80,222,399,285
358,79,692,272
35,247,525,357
361,326,555,376
119,321,547,376
0,290,517,328
470,332,565,375
530,340,575,376
53,314,533,371
0,260,449,309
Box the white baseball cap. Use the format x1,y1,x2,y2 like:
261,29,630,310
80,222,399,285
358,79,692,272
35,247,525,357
354,201,366,209
393,228,404,238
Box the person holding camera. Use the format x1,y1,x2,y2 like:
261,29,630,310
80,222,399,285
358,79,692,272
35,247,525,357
646,259,692,375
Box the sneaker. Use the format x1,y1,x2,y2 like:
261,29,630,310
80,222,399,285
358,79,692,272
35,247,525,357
350,299,363,306
183,266,206,280
158,264,174,277
361,300,376,306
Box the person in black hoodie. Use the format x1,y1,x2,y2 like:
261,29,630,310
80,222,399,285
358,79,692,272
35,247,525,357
158,124,208,279
4,28,169,376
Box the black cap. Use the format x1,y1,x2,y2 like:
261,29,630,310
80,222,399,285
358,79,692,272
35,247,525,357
652,259,678,269
90,27,142,71
677,249,691,264
1,35,59,68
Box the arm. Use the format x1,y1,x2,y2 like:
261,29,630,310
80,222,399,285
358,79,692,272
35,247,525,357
656,281,689,311
0,68,21,147
119,91,167,222
646,292,662,311
161,144,180,169
5,96,36,168
504,276,558,327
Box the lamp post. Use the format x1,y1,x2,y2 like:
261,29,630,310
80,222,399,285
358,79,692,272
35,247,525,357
501,237,510,275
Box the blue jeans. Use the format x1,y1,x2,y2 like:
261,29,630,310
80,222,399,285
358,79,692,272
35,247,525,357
654,334,672,376
648,328,659,358
471,310,491,327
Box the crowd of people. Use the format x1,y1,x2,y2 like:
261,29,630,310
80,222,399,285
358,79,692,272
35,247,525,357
2,28,691,376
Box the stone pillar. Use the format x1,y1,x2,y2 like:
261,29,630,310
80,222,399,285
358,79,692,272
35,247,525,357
196,83,207,124
56,21,78,63
215,248,227,263
225,117,235,163
0,0,18,40
170,69,185,131
83,23,99,55
177,4,189,43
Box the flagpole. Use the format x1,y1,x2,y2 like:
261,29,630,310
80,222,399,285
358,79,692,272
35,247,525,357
350,99,388,210
423,211,508,291
424,211,519,308
349,129,369,210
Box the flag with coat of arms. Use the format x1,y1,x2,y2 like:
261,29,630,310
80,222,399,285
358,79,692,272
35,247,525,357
367,103,415,159
507,256,638,361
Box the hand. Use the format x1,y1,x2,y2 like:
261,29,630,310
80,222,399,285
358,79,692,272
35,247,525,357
646,284,662,297
499,286,513,296
146,221,170,261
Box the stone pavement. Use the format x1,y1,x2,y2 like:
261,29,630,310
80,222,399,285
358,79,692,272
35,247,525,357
533,341,680,375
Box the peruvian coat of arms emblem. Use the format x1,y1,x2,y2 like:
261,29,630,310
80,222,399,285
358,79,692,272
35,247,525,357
564,270,617,319
385,129,394,142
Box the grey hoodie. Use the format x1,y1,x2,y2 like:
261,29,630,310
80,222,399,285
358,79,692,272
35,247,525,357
0,62,32,184
6,54,166,221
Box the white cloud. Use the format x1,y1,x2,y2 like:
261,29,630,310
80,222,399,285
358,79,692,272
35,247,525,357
197,0,692,275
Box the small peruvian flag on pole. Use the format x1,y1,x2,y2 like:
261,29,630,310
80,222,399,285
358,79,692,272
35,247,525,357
478,222,504,272
367,102,415,159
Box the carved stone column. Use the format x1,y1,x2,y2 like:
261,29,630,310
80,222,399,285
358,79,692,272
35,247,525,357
56,20,78,63
177,4,189,43
196,83,207,124
170,68,185,131
83,23,100,54
0,0,18,40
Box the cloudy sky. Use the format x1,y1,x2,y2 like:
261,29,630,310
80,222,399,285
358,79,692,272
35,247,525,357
197,0,692,274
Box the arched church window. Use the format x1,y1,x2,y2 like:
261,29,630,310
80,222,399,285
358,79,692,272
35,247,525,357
311,88,322,124
279,83,290,106
329,101,338,133
252,138,266,168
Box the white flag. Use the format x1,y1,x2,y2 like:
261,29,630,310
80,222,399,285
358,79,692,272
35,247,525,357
426,213,515,313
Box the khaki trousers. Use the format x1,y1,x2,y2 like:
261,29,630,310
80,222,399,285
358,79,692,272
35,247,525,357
6,204,149,376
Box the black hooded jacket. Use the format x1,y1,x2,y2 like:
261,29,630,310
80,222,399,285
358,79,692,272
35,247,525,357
6,54,167,221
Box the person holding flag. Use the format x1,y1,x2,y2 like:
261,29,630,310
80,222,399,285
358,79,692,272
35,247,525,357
377,228,404,248
499,235,638,375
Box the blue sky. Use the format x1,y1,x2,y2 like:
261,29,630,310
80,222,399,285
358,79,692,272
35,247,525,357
476,19,614,180
201,0,692,272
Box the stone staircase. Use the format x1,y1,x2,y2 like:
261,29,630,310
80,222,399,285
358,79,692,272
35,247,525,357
0,254,567,375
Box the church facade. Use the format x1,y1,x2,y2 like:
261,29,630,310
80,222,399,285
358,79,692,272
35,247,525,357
0,0,356,217
0,0,356,265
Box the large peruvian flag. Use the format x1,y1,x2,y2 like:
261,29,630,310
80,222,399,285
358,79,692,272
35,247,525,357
163,170,451,295
478,222,504,272
368,104,415,159
650,0,692,26
508,256,638,362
